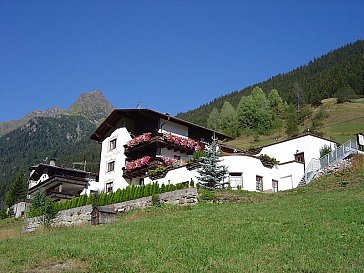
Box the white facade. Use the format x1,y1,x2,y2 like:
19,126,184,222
259,134,337,165
95,111,337,194
96,127,132,193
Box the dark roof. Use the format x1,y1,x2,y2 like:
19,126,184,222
90,108,232,142
29,163,90,181
92,206,116,214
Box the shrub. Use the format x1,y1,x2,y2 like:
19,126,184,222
320,144,332,157
29,190,57,227
199,190,216,202
152,194,160,207
0,209,8,219
190,179,195,188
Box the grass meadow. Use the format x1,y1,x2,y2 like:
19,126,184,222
0,157,363,272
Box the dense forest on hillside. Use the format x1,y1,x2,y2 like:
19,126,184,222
177,40,364,127
0,116,101,202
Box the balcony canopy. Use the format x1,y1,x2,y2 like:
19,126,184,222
90,108,232,142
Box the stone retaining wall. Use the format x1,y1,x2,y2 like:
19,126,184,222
24,188,198,232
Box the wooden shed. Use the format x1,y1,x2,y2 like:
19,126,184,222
91,206,116,225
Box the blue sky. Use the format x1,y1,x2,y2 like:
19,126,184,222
0,0,363,122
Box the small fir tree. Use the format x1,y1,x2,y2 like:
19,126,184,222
197,137,228,189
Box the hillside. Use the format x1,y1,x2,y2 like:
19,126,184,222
226,97,364,150
1,156,363,272
177,40,364,127
0,90,113,203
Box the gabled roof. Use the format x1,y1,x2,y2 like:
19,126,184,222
92,206,116,214
90,108,232,142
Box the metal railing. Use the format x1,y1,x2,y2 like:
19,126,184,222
300,139,358,185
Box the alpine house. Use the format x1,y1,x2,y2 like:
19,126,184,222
89,108,345,193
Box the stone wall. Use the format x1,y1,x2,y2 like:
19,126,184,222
24,188,198,232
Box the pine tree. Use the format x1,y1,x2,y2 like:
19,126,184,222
197,137,228,189
4,174,28,207
207,107,220,130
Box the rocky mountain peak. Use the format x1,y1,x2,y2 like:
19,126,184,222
67,90,114,124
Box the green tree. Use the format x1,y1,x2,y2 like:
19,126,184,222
285,104,299,138
197,137,228,189
217,101,239,137
237,87,272,135
268,89,285,128
29,190,57,227
207,107,220,130
4,174,28,207
336,86,357,103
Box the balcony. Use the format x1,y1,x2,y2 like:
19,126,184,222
124,132,202,158
122,156,185,179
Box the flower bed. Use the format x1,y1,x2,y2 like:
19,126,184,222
127,133,152,148
125,156,151,171
162,133,202,151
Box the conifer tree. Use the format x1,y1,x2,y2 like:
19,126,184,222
197,137,228,189
207,107,220,130
4,174,28,207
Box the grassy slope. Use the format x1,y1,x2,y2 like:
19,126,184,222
0,157,363,273
226,98,364,150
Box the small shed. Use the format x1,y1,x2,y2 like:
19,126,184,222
91,206,116,225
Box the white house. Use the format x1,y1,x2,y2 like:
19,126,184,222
90,108,339,193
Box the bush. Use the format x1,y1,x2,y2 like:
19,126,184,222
199,190,216,202
320,144,332,157
190,179,195,188
29,190,57,227
152,194,160,207
0,209,8,219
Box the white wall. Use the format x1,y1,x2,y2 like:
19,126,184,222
98,127,132,193
276,161,305,190
159,118,188,137
259,135,337,165
131,167,199,186
221,156,280,192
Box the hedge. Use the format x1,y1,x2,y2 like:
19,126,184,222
54,181,191,212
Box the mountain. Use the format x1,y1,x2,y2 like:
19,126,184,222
0,90,114,202
0,90,113,137
176,40,364,127
67,90,114,124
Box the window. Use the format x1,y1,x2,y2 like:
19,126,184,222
294,152,305,163
107,161,115,172
139,178,144,186
256,176,263,191
229,173,243,189
272,180,278,192
106,182,113,193
109,138,117,151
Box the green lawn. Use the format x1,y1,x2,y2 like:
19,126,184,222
1,159,364,272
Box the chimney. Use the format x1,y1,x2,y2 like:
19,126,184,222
49,158,56,166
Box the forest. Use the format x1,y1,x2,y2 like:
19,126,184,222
176,40,364,128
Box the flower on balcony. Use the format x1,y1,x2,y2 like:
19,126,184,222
160,156,185,167
162,133,202,151
127,133,152,148
125,156,151,171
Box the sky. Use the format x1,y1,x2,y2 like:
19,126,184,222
0,0,363,122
